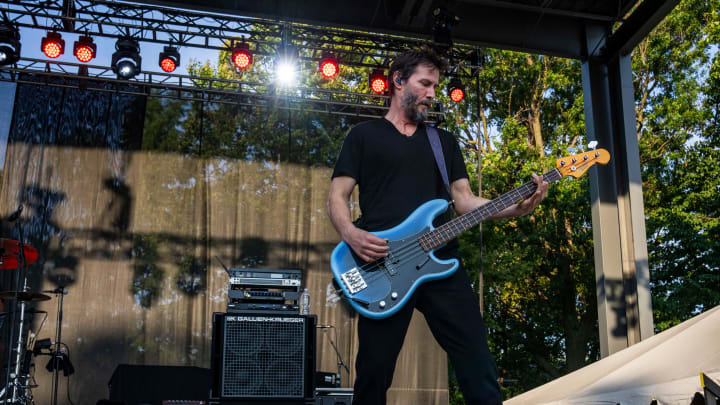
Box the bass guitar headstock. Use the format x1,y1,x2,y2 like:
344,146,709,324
556,149,610,178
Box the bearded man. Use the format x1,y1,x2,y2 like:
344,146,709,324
327,47,548,405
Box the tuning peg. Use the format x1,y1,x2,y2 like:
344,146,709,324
587,141,598,149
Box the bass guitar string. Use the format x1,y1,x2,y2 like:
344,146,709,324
342,171,563,294
353,176,548,279
352,190,534,285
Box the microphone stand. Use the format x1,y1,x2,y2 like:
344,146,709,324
48,287,67,405
319,326,350,387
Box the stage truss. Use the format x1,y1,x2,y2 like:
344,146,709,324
0,0,483,119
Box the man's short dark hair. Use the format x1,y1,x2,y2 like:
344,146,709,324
387,46,448,98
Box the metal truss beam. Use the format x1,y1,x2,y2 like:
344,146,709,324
0,0,477,119
0,0,479,72
0,58,448,121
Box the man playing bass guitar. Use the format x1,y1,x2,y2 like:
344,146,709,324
327,47,549,405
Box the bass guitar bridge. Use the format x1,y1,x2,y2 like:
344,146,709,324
340,267,367,294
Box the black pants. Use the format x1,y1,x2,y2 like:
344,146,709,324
352,262,502,405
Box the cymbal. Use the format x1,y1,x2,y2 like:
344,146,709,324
0,291,51,301
0,239,39,269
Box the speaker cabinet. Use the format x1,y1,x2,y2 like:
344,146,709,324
107,364,210,404
210,313,316,401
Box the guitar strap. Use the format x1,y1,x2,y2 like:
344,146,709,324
426,126,455,209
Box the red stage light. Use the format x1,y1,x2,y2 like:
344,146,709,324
231,42,252,69
450,88,464,102
371,77,386,93
159,46,180,73
448,78,465,103
234,52,250,69
319,53,338,79
369,69,387,94
41,32,64,59
73,36,96,63
75,46,93,62
160,58,175,72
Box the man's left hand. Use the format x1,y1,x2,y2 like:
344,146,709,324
516,173,549,215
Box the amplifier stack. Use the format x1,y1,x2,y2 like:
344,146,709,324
209,268,352,404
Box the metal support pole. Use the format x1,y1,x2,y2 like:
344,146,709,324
581,26,654,357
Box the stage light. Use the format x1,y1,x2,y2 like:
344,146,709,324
369,69,387,94
448,77,464,102
0,24,21,66
159,45,180,73
231,42,252,69
319,53,338,79
275,45,298,87
73,35,96,63
111,37,142,79
41,32,65,59
432,7,460,51
276,60,297,87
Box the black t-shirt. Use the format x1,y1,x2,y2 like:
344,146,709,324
332,118,469,257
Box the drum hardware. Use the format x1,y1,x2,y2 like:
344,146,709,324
0,280,42,405
0,239,38,271
1,205,49,405
0,293,49,302
2,204,33,405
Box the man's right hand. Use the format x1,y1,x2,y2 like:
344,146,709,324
342,227,389,263
328,176,389,262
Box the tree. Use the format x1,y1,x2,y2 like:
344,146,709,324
636,0,720,331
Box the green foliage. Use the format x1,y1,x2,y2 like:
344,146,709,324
633,0,720,331
446,40,599,402
452,1,719,400
142,36,367,166
460,146,598,398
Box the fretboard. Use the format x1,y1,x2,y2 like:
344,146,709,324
418,169,562,251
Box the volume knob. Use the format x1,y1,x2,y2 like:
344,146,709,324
391,292,398,300
379,301,386,308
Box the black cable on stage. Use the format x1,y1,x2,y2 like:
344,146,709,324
60,343,75,405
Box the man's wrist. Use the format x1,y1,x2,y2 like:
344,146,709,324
338,223,357,240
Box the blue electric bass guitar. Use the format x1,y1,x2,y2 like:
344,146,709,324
331,149,610,319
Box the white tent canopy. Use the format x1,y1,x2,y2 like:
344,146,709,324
506,305,720,405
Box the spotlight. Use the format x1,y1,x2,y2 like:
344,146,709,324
448,77,464,102
41,32,65,59
275,45,298,87
159,45,180,73
111,37,141,79
0,24,21,66
319,52,339,79
73,35,96,63
231,42,252,69
369,69,387,94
